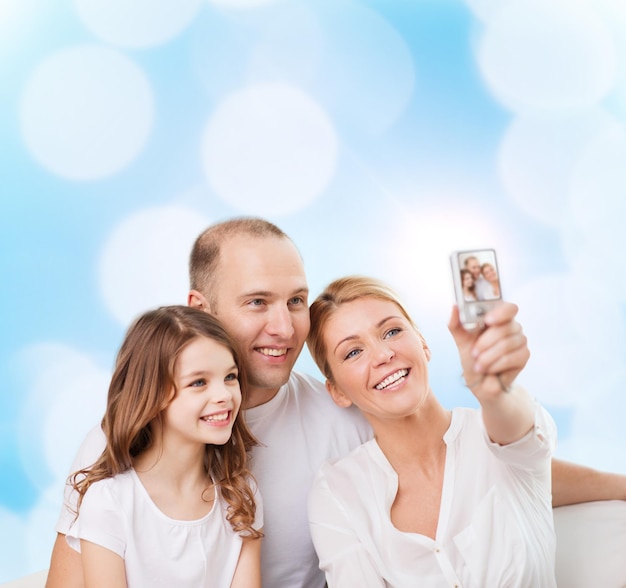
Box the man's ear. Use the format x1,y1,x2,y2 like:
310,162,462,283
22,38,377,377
325,379,353,408
188,290,211,313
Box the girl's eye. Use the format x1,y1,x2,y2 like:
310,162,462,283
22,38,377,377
225,372,238,382
190,378,206,387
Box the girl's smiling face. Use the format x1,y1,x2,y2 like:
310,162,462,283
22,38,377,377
322,297,432,424
164,336,242,449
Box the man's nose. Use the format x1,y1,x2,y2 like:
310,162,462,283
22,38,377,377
266,305,295,338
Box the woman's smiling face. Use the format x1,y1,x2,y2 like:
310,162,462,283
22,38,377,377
322,297,432,423
482,263,497,283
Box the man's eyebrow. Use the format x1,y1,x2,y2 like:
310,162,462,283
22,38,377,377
238,286,309,299
239,290,273,298
333,315,401,354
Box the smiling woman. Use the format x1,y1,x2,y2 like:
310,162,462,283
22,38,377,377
306,276,557,587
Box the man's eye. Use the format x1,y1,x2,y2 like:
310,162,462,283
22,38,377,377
289,296,305,306
250,299,265,306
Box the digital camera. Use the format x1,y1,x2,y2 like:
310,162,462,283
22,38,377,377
450,248,502,331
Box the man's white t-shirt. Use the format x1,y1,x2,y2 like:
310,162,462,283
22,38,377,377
474,275,493,301
57,371,372,588
65,469,262,587
309,403,557,588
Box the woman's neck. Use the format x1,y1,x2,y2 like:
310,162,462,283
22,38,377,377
372,396,451,471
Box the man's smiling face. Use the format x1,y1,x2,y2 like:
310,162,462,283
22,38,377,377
208,235,310,405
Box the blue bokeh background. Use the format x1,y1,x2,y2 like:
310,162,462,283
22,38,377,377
2,0,626,581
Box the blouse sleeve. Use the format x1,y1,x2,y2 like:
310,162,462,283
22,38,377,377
65,478,126,559
485,399,557,474
308,469,386,588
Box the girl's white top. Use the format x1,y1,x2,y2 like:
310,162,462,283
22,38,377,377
67,468,262,588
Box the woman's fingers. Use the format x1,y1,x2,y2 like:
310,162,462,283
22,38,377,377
473,325,529,377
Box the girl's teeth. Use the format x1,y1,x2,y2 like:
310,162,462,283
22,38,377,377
204,413,228,422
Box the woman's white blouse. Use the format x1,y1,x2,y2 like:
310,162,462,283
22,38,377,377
308,404,557,588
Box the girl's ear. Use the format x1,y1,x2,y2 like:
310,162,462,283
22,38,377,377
325,379,353,408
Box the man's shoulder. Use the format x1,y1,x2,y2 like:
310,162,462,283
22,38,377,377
287,371,372,430
289,372,358,413
286,371,337,407
69,424,107,472
288,370,325,392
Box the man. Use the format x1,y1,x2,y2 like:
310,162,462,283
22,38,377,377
186,219,371,586
47,217,626,588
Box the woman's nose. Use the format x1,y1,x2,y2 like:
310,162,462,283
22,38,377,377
373,342,394,365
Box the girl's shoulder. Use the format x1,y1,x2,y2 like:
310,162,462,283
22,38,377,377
82,469,135,507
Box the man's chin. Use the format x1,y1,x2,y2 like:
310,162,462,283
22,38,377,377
249,370,292,392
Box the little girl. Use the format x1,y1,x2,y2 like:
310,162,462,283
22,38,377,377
460,268,477,301
66,305,263,587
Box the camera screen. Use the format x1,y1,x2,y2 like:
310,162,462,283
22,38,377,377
456,249,501,302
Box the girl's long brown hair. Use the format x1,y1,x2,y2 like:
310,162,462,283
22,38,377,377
71,305,261,538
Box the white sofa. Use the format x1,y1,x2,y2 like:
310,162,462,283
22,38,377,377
2,501,625,587
0,572,47,588
554,500,626,588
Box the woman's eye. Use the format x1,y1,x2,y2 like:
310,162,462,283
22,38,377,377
345,348,361,360
384,328,402,339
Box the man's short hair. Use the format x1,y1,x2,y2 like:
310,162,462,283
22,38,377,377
464,255,478,268
189,217,289,305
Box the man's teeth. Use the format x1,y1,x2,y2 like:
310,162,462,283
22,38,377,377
203,413,229,423
258,348,287,357
376,369,408,390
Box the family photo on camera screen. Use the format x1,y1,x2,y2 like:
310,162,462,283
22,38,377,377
459,250,501,302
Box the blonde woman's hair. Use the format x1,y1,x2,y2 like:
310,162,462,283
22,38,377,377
307,276,417,382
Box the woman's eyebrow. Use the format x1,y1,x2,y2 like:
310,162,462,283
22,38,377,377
333,315,402,354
